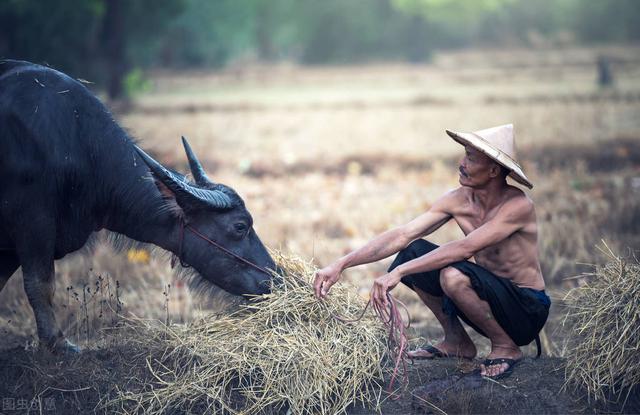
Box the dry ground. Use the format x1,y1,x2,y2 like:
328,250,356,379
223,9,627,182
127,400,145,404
0,346,636,414
1,45,640,413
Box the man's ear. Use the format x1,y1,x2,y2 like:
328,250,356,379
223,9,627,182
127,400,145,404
154,179,186,219
489,163,501,179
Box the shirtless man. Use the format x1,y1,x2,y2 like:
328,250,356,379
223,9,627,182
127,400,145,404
314,124,550,379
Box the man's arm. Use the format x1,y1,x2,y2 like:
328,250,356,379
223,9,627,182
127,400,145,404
394,197,532,277
369,196,533,307
313,191,456,298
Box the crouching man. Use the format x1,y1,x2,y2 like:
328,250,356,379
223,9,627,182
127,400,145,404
314,124,550,379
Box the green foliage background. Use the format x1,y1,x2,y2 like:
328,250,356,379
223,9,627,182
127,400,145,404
1,0,638,96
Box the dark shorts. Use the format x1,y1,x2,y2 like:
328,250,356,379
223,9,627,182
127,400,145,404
389,239,550,347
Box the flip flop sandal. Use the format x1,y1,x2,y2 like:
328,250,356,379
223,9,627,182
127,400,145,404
481,358,522,380
408,345,449,360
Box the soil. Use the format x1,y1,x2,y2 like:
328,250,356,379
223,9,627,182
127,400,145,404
349,356,639,415
0,339,638,415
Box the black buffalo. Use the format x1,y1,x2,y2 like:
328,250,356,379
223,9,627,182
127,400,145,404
0,60,276,354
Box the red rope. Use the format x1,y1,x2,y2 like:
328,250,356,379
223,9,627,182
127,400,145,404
184,224,272,276
170,220,186,269
171,220,271,275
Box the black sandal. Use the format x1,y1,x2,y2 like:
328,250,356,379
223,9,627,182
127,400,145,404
481,358,522,380
408,344,449,360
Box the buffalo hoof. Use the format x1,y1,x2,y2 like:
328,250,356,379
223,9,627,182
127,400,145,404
49,338,82,355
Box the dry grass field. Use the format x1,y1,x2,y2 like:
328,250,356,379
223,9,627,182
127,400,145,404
124,44,640,331
1,45,639,413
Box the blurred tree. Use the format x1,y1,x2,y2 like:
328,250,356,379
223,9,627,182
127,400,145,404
571,0,640,43
99,0,184,99
153,0,255,68
297,0,384,64
392,0,516,47
102,0,125,99
254,0,276,61
393,0,513,23
0,0,104,74
151,0,433,66
292,0,431,64
475,0,573,46
393,0,640,47
0,0,183,100
251,0,303,62
1,0,638,92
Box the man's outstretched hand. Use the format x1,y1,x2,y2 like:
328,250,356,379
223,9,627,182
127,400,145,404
314,263,343,299
370,270,403,308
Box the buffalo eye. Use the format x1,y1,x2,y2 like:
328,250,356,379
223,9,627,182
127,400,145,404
233,222,248,235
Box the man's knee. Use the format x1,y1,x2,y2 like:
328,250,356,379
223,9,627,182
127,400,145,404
388,239,438,272
440,266,470,295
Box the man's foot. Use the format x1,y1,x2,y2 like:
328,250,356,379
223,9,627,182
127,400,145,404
480,347,523,379
481,358,521,380
408,341,476,360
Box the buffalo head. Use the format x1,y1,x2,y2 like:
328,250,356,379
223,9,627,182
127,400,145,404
135,138,276,296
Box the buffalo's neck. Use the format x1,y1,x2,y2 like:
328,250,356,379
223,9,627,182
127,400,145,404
94,135,180,254
103,178,179,254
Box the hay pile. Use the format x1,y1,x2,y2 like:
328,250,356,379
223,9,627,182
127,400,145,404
564,244,640,406
109,251,389,414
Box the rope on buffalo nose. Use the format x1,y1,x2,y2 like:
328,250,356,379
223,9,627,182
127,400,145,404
171,218,272,276
332,292,410,399
186,225,272,275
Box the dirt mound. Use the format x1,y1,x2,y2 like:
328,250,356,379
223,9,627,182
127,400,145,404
2,347,637,414
0,344,142,414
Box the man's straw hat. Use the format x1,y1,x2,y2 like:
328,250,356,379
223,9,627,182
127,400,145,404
446,123,533,189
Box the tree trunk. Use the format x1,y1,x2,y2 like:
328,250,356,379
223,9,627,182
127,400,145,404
102,0,127,100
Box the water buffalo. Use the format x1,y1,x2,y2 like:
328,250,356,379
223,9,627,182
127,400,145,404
0,60,276,354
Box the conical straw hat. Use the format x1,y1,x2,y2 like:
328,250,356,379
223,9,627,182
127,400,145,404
446,124,533,189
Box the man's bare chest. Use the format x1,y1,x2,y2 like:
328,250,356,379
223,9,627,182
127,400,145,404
452,206,529,269
452,206,519,256
452,206,499,236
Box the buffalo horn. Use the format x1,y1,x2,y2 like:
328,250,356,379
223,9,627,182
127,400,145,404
181,136,214,187
134,146,234,210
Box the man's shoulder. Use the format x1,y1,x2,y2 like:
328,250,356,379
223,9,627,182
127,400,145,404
435,187,468,208
437,185,535,212
501,186,535,218
504,185,534,206
443,186,468,199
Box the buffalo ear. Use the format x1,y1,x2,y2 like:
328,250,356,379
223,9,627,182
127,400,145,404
153,179,186,218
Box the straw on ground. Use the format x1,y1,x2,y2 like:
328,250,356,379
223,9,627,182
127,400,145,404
107,250,390,415
563,242,640,408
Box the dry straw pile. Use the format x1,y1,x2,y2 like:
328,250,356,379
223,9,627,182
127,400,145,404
564,244,640,407
109,251,389,414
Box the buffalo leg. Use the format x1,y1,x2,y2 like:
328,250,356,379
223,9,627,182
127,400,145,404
16,234,80,354
0,251,19,293
21,259,79,354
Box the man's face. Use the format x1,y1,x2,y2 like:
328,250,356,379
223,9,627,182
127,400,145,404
458,146,499,188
